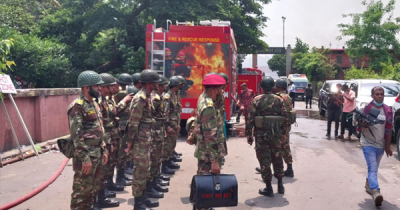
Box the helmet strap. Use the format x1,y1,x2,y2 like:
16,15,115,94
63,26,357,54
89,86,99,99
106,86,113,95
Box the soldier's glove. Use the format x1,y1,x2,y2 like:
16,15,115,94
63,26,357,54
247,136,254,145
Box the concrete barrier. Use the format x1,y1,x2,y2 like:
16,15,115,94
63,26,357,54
0,88,80,152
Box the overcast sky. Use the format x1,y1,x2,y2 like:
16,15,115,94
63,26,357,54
242,0,400,68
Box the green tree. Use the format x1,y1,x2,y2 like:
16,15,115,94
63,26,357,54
0,38,16,73
337,0,400,72
267,54,286,76
294,48,337,83
293,37,309,53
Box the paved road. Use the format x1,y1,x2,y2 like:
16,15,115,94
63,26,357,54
1,100,399,210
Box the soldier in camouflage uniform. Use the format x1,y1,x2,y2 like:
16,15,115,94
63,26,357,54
255,79,294,177
113,73,134,187
217,73,229,156
125,69,160,210
246,76,288,197
173,75,186,160
68,70,108,210
275,78,294,177
161,76,181,175
194,74,226,177
146,76,170,196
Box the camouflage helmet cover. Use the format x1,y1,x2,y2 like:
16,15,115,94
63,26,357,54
275,78,288,88
132,73,141,84
99,73,117,86
159,76,169,85
77,70,104,88
126,85,139,95
176,75,186,84
169,76,180,87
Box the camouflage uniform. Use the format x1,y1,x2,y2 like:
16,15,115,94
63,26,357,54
246,93,288,182
68,94,106,210
99,96,127,178
163,90,180,160
115,90,129,169
276,91,293,164
150,91,166,179
215,94,227,155
194,92,226,175
186,116,198,145
126,89,154,197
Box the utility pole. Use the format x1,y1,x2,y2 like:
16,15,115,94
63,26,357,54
282,16,286,47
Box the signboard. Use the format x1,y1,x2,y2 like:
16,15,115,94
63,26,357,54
257,47,286,54
0,74,17,94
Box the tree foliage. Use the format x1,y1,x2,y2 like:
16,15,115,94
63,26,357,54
293,37,309,53
267,54,286,76
344,60,400,80
337,0,400,72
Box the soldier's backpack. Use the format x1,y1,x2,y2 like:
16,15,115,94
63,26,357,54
57,137,75,158
190,174,238,209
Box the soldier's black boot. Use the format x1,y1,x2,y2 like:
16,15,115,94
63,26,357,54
172,154,182,162
167,159,180,169
145,181,164,198
161,161,175,175
107,175,124,192
159,174,170,181
142,190,159,208
124,173,133,181
156,176,169,186
152,178,168,192
173,150,182,156
259,181,274,197
255,167,261,173
125,161,133,175
116,168,132,186
98,189,120,208
133,195,153,210
104,186,116,198
92,196,102,210
284,164,294,177
277,178,285,194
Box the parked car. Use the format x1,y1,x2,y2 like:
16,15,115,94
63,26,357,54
391,94,400,155
318,80,347,116
348,79,400,143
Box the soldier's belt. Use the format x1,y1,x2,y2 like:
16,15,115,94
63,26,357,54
139,122,152,129
255,116,284,129
84,138,102,146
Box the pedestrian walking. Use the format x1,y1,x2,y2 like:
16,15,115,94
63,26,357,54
124,69,160,210
237,83,255,125
338,84,355,140
246,76,288,197
67,70,108,210
305,84,313,109
326,84,343,138
289,81,296,108
355,86,393,207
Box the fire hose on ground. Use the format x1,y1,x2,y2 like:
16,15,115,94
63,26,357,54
0,158,69,210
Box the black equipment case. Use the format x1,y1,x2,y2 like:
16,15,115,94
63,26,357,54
190,174,238,209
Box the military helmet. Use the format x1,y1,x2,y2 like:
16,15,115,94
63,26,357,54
132,73,141,84
219,73,229,84
260,76,275,90
139,69,161,83
186,117,196,132
203,72,217,79
169,76,181,87
126,85,139,95
117,73,133,85
99,73,117,86
77,70,104,88
176,75,186,84
159,76,169,85
275,78,288,88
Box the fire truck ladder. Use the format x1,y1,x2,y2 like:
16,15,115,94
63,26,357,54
151,20,166,76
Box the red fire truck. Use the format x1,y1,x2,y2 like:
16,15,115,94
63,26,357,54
146,20,238,125
236,67,263,96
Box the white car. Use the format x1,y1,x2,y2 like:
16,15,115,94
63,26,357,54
347,79,400,110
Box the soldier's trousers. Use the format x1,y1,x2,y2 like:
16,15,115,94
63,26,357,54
255,136,284,182
70,157,103,210
149,141,163,180
131,140,151,197
109,131,120,174
118,134,128,170
163,134,178,160
197,159,223,175
281,132,293,164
